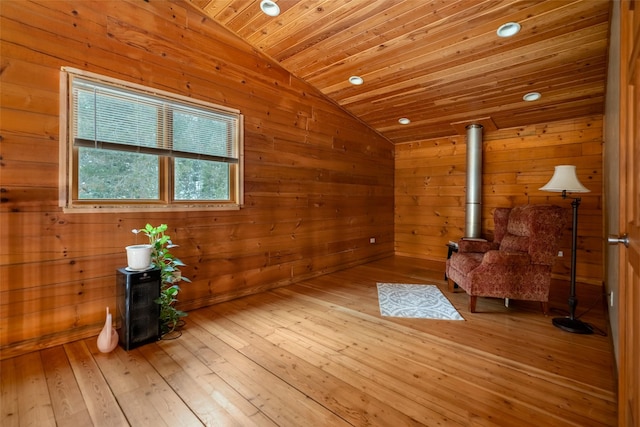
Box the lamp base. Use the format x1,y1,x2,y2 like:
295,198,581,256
552,317,593,334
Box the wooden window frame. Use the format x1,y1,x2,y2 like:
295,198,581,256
59,67,244,212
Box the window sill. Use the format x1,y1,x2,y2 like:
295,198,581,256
62,204,241,213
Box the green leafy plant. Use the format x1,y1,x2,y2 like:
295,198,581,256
132,224,191,336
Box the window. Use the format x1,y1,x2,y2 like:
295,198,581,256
59,67,243,211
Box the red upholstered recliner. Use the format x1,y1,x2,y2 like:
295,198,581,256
446,205,566,313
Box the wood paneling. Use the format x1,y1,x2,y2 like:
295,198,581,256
0,0,394,357
395,116,604,285
0,257,617,426
197,0,611,143
0,0,608,360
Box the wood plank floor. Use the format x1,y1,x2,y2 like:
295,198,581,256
1,256,617,426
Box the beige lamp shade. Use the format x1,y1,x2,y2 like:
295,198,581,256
539,165,590,193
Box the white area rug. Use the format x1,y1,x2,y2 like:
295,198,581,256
376,283,464,320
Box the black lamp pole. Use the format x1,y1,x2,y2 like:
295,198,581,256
552,194,593,334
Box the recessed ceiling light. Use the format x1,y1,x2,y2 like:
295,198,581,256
523,92,541,102
349,75,364,85
398,118,410,125
497,22,521,37
260,0,280,17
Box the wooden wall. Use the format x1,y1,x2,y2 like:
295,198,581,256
0,0,395,358
395,116,604,285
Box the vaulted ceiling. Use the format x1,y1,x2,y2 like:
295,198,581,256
190,0,611,143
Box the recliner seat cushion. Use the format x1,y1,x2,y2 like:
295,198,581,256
448,252,483,276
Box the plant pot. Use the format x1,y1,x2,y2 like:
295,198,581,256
125,244,152,270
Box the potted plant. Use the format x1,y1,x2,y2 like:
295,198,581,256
132,223,191,337
125,244,153,270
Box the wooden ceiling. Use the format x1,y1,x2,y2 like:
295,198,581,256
190,0,611,143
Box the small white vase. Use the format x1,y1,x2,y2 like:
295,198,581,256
97,307,119,353
125,244,152,270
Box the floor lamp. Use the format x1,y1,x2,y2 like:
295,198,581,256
540,165,593,334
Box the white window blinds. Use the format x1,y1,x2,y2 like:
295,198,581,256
71,76,239,163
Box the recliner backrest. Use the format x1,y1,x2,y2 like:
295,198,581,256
499,205,566,265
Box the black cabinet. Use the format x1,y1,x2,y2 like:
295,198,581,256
116,267,161,350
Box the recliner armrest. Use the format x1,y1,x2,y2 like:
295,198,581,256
458,240,499,254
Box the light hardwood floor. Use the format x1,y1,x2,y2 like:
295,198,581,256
1,256,617,426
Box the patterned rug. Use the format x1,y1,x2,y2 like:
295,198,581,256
376,283,464,320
